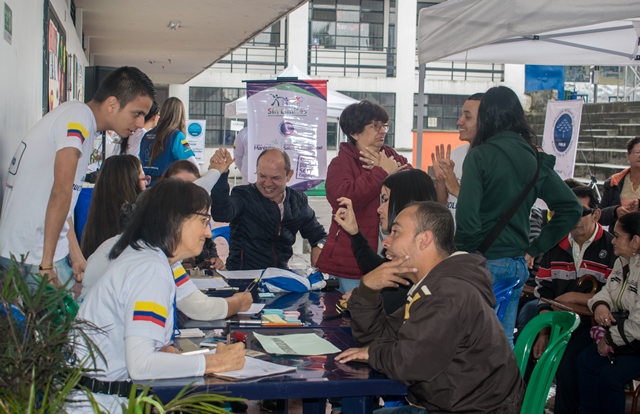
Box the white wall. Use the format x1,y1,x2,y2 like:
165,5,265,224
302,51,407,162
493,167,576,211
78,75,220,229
0,0,88,206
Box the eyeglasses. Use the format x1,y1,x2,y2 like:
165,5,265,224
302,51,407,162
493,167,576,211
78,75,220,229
369,122,390,132
193,212,213,229
139,175,151,185
380,194,389,205
630,150,640,156
582,207,595,217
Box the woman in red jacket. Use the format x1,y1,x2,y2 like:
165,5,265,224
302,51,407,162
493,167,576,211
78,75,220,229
316,100,409,293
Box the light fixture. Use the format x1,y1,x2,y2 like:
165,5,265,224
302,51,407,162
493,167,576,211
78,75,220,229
168,21,181,30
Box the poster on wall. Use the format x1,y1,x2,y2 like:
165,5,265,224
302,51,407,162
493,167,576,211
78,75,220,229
44,7,66,113
245,79,327,191
76,58,83,101
68,54,75,100
541,99,584,179
186,120,206,164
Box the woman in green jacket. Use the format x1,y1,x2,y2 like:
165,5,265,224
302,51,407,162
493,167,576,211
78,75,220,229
455,86,581,347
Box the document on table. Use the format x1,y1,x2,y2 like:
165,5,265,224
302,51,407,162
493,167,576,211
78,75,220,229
210,356,296,381
237,303,265,315
191,278,231,290
217,269,264,280
253,332,341,356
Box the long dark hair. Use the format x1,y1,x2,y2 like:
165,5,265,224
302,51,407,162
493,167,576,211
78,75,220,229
382,169,437,232
162,160,201,180
617,211,640,240
109,179,211,260
148,97,186,165
81,155,143,258
473,86,536,148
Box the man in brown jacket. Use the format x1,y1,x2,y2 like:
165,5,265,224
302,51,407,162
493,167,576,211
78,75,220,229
336,201,525,413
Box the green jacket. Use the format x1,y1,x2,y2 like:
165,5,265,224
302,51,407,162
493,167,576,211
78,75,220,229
455,131,581,260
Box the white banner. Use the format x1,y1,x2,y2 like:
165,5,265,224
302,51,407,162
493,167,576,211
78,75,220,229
186,120,206,164
246,80,327,191
541,99,584,179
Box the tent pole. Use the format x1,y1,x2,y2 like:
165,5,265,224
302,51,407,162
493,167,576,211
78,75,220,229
416,63,426,169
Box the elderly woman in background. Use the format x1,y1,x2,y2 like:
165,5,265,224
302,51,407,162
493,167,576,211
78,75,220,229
316,100,409,293
578,211,640,414
600,136,640,229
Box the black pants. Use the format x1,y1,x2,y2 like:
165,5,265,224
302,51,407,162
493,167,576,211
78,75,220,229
554,322,593,414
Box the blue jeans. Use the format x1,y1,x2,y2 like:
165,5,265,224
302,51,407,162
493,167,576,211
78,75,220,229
578,344,640,414
333,276,361,294
375,406,428,413
0,255,74,291
485,256,528,348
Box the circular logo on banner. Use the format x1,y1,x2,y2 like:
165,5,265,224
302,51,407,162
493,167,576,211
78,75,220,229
553,113,573,154
279,121,295,136
187,122,203,137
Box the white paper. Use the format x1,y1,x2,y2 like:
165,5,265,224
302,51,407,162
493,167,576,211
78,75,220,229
217,270,264,280
214,356,295,380
191,278,231,290
176,328,205,338
237,303,265,315
253,332,341,356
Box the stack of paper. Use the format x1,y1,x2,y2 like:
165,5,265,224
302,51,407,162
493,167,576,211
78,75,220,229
253,332,341,356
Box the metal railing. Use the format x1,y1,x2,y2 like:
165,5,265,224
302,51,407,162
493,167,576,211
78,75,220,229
208,45,288,74
308,46,396,78
417,60,504,81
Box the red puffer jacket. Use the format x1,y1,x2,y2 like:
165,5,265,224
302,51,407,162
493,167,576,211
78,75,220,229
316,142,409,279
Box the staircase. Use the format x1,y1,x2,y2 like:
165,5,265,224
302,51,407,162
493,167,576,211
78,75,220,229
528,101,640,187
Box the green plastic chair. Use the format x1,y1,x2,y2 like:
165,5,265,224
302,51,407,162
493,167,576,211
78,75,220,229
514,311,580,414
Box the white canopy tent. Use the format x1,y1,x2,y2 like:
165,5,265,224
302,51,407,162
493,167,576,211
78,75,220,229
414,0,640,166
224,65,359,120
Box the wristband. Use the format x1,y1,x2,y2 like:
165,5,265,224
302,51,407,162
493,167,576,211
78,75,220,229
38,265,54,271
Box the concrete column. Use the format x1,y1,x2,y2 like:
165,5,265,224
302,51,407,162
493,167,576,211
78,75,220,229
393,0,418,150
286,5,309,73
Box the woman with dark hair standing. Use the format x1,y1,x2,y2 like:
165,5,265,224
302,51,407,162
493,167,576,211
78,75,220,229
332,168,437,313
455,86,581,347
600,136,640,229
71,180,245,413
316,100,409,293
578,211,640,414
81,154,147,259
139,97,197,185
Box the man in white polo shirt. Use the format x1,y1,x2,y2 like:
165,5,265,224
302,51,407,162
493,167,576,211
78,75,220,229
0,66,155,288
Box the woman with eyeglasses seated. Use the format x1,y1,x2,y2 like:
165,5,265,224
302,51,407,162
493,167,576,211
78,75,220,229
81,155,147,261
316,100,410,294
578,211,640,414
331,169,437,314
69,180,245,413
600,137,640,230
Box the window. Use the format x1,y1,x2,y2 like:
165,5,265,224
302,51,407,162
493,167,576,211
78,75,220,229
188,87,244,146
247,21,282,47
413,94,468,131
310,0,385,50
334,91,396,148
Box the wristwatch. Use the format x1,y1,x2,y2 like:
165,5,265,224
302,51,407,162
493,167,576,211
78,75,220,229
314,240,326,249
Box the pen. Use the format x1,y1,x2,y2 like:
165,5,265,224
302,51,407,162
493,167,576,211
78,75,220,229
244,270,266,292
225,320,231,345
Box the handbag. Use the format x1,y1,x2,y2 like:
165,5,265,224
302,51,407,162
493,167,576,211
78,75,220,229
476,148,540,255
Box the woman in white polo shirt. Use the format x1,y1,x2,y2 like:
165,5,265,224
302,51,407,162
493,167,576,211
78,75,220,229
69,179,245,413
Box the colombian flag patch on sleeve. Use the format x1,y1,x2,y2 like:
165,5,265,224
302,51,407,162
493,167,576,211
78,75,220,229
173,265,190,287
67,122,89,144
181,139,191,152
132,301,168,328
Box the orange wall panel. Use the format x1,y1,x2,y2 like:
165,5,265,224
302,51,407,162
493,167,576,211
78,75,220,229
412,131,464,171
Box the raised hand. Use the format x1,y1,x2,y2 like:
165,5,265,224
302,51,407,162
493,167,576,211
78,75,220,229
209,148,235,173
332,197,359,235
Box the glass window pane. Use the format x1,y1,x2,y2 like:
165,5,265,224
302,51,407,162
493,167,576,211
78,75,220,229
361,0,384,11
313,9,337,21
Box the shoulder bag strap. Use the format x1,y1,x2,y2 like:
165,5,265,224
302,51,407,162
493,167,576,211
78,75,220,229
476,148,540,255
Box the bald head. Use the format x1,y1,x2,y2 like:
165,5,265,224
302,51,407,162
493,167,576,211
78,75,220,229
255,149,294,203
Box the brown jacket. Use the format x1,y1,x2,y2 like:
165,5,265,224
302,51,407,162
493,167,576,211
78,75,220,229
349,252,525,413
